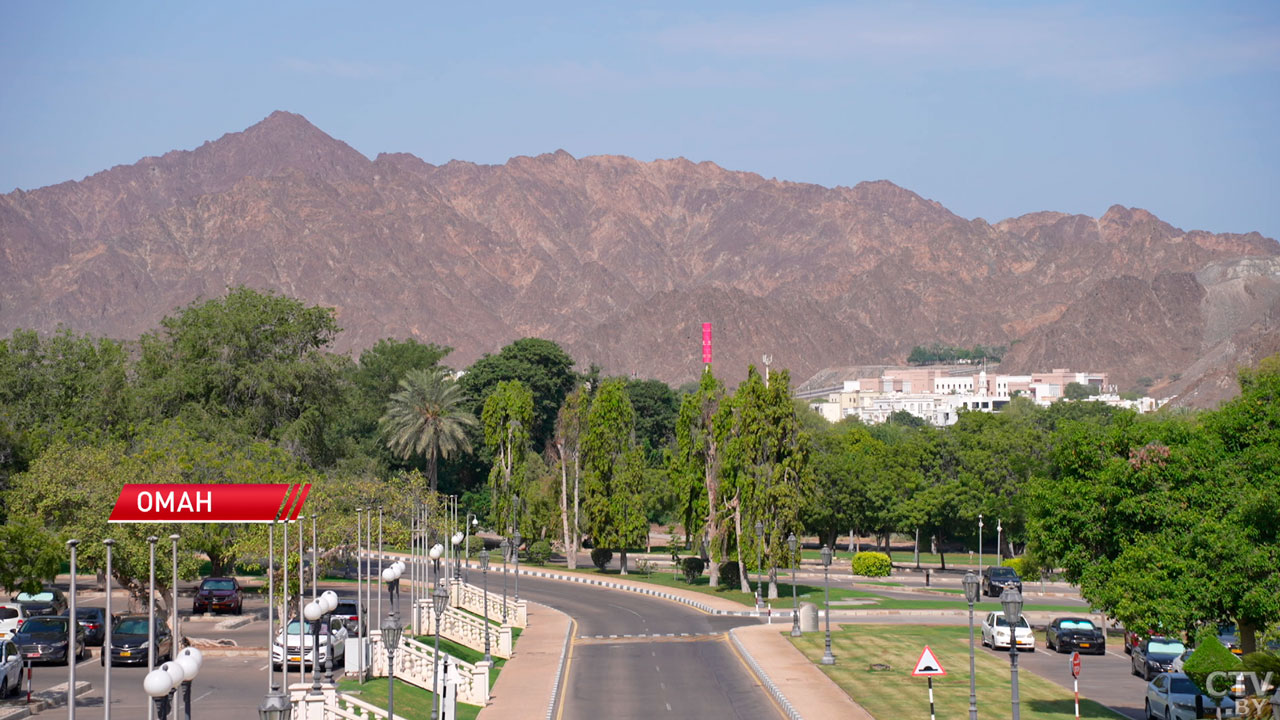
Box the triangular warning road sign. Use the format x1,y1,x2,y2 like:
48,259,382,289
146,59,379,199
911,645,947,677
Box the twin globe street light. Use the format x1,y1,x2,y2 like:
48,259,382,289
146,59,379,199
144,647,202,720
303,590,341,694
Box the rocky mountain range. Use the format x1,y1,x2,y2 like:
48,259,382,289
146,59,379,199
2,110,1277,408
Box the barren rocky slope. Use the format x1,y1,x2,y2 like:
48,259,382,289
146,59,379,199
1,111,1276,407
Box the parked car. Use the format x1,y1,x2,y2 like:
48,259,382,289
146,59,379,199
192,577,244,615
103,615,172,667
11,616,86,665
333,600,365,634
981,611,1036,651
1215,623,1244,656
981,566,1023,597
9,588,68,617
1145,672,1238,720
0,603,33,641
1171,648,1191,673
75,607,107,646
271,616,348,669
0,640,21,697
1132,637,1186,681
1045,617,1105,654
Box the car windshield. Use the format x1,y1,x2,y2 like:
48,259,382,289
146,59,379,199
283,621,329,635
202,579,236,591
20,618,66,633
0,608,19,620
1170,677,1200,695
993,616,1031,628
115,619,153,635
1061,620,1095,630
1149,640,1186,656
14,592,54,602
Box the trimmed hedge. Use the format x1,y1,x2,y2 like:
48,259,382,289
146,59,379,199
528,539,552,566
680,556,705,583
851,551,892,577
1184,626,1242,696
590,547,613,570
717,561,741,589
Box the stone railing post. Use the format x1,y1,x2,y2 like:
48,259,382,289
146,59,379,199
289,682,336,720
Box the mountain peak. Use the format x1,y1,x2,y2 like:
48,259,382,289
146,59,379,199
190,110,372,186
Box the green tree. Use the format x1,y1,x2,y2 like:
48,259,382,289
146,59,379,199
380,366,477,493
581,379,647,574
1063,381,1101,400
625,378,678,465
0,518,63,594
462,338,576,453
670,370,728,586
482,380,534,536
552,385,590,569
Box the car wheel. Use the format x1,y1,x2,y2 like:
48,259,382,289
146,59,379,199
1164,707,1171,720
0,678,8,698
1144,699,1152,720
1131,659,1140,677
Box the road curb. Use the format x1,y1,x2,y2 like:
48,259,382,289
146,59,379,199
545,617,573,720
728,628,802,720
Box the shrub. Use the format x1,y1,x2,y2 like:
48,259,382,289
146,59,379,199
1001,557,1029,578
680,557,705,583
850,551,892,577
717,561,741,589
590,548,613,570
528,539,552,566
1184,626,1242,696
634,558,654,575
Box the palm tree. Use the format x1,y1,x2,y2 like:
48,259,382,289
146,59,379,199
380,366,477,492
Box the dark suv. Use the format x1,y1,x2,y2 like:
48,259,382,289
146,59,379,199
192,577,243,615
982,566,1024,597
10,588,68,617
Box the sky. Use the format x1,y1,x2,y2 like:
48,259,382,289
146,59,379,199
2,1,1278,239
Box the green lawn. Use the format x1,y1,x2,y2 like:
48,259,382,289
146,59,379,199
337,676,482,720
800,549,1004,567
413,634,509,687
791,625,1116,720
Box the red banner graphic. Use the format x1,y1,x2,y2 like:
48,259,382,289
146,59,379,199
702,322,713,364
108,483,309,524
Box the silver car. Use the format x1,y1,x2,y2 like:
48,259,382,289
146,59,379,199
1144,672,1235,720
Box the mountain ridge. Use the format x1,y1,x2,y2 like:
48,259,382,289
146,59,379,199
1,110,1276,408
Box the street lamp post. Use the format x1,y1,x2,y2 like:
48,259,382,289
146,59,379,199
103,538,114,720
431,584,450,720
465,515,477,582
451,530,464,581
144,664,178,720
381,613,402,720
321,591,338,685
176,648,202,720
754,521,764,611
479,552,491,663
996,518,1003,567
978,514,984,572
512,531,522,602
1001,587,1024,720
499,539,509,623
963,571,981,720
67,539,79,720
820,544,835,665
787,534,800,637
169,534,180,656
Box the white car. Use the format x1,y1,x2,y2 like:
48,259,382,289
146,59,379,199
271,617,348,669
981,611,1036,651
0,640,21,697
0,603,31,642
1145,672,1236,720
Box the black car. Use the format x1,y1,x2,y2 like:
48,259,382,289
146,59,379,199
10,588,68,617
12,616,86,665
104,615,172,667
1046,617,1106,654
981,566,1023,597
192,577,244,615
1131,636,1186,681
75,607,107,647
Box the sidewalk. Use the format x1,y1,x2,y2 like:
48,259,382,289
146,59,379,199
478,601,572,720
730,624,874,720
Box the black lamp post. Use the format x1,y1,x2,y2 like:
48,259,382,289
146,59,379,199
382,613,402,720
479,552,491,663
257,689,292,720
1001,587,1024,720
963,571,980,720
787,534,800,637
512,531,522,602
176,647,202,720
754,520,764,610
820,544,835,665
431,585,449,720
499,538,509,623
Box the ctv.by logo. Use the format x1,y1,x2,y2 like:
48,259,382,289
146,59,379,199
1204,671,1275,716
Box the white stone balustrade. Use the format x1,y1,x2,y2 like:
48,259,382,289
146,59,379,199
366,629,491,706
450,579,527,628
417,599,513,659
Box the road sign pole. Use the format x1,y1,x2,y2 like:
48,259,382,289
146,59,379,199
1071,651,1081,720
1074,676,1079,720
928,677,936,720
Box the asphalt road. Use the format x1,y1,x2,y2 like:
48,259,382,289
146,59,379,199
978,632,1148,719
513,575,783,720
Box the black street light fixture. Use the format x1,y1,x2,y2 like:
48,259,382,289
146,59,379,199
257,690,292,720
1001,587,1024,720
963,571,981,720
431,585,450,720
479,552,492,663
176,647,203,720
820,544,835,665
787,534,800,637
381,612,402,720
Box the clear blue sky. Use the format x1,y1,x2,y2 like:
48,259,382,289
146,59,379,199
2,1,1277,239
